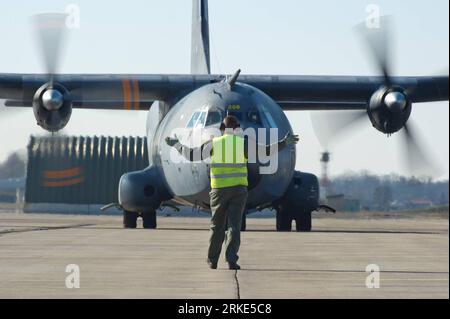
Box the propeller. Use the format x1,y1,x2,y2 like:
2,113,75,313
1,13,68,123
31,13,144,121
358,16,393,86
31,13,69,118
2,11,141,133
401,122,441,177
310,16,443,178
310,110,368,150
32,13,68,84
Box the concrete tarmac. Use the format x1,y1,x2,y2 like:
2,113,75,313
0,213,448,299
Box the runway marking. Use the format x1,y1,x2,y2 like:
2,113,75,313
0,223,95,237
239,268,449,275
23,224,448,235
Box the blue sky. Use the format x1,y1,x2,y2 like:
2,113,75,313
0,0,448,179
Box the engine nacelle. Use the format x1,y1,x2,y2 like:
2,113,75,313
33,82,72,132
368,86,412,134
118,166,171,213
279,171,320,213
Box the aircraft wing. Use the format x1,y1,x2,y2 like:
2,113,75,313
0,74,216,110
0,73,448,110
241,75,449,110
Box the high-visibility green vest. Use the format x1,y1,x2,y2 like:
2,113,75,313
210,134,248,189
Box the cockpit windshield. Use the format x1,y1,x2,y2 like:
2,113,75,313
186,106,277,129
205,111,222,126
186,112,201,128
187,109,223,129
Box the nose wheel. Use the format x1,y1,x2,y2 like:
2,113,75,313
276,208,292,231
142,211,157,229
295,211,312,232
275,206,312,232
123,210,157,229
123,211,138,229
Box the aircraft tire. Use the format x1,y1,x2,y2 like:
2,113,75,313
142,211,157,229
123,211,138,229
276,209,292,232
295,211,312,232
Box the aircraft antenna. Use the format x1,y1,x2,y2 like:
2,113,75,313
227,69,241,89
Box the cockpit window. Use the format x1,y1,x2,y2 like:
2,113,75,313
187,112,201,128
186,110,213,129
205,111,222,126
227,111,244,122
196,112,207,128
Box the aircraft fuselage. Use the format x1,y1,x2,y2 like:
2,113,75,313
148,82,296,210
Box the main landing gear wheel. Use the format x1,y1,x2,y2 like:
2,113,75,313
276,210,292,232
142,211,157,229
123,211,138,229
295,211,312,232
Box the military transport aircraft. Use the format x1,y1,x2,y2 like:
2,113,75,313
0,0,448,231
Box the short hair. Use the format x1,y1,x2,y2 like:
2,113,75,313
221,115,240,130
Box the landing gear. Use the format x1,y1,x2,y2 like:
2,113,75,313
123,211,138,229
142,210,157,229
295,211,312,232
274,171,319,233
276,209,292,232
123,210,157,229
275,205,312,232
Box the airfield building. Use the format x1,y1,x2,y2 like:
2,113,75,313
24,135,149,214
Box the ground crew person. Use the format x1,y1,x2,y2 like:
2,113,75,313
166,115,299,270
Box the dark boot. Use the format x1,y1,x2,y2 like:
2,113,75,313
228,262,241,270
207,259,218,269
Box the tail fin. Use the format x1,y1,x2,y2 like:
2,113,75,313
191,0,211,74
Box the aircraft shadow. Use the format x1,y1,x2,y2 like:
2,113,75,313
79,226,446,235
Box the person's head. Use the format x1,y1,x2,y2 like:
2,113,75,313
220,115,240,133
